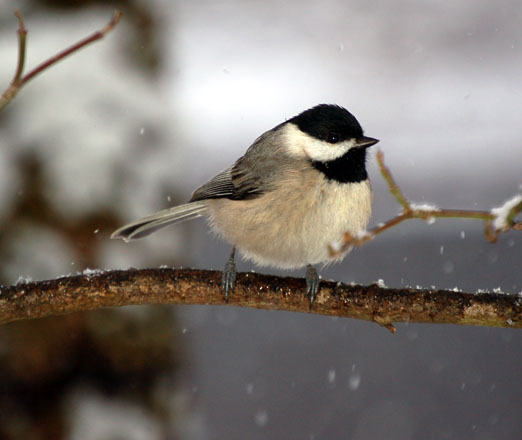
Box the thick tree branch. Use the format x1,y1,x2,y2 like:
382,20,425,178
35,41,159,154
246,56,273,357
1,269,520,332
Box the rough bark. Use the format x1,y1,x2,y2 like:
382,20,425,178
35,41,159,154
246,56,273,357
1,269,520,332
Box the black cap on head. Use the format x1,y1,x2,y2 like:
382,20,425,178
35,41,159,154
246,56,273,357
289,104,363,144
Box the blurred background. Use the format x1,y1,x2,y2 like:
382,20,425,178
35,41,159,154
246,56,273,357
0,0,521,439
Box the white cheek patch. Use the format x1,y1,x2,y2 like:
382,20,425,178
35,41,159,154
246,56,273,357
305,138,356,162
282,123,356,162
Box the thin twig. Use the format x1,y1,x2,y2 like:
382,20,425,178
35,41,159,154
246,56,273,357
13,9,27,85
0,269,520,332
0,10,28,108
19,10,122,86
340,151,521,251
0,10,122,111
376,150,411,211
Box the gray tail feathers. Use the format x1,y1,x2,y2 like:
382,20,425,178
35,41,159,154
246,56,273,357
111,201,208,241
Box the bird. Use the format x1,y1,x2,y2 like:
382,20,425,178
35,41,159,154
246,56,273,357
112,104,379,304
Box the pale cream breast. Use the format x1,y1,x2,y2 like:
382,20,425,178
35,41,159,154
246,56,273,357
205,167,372,269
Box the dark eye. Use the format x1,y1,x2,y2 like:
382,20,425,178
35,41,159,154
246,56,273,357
327,132,339,143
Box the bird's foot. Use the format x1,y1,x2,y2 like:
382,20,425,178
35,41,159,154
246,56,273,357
306,265,320,306
221,247,237,302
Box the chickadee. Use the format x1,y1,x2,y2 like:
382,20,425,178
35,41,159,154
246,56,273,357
112,104,378,304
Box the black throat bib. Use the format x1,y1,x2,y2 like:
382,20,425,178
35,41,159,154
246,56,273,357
311,148,368,184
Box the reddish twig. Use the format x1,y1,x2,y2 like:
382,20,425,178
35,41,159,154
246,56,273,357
12,10,27,85
19,10,122,86
337,151,521,252
0,10,28,107
1,10,122,111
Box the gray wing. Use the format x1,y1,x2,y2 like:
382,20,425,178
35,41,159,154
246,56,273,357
189,164,265,201
190,128,289,202
190,167,234,202
189,167,237,201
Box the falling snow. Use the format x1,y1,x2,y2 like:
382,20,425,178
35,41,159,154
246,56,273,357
254,410,268,427
348,374,361,391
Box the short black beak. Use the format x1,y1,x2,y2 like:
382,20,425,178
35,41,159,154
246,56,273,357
355,136,379,148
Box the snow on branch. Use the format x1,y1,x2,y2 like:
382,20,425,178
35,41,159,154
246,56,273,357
492,195,522,231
